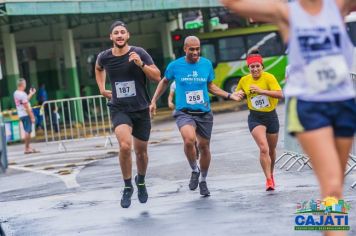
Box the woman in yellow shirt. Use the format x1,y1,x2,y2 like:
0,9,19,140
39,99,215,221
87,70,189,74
235,50,283,191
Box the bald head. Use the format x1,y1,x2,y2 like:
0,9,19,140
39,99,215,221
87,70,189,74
183,36,201,63
184,36,200,47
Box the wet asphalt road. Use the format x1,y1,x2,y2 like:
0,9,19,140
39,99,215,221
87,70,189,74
1,106,355,236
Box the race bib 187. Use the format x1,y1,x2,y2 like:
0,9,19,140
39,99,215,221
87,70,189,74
115,81,136,98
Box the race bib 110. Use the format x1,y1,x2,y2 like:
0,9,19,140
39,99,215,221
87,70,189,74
305,55,349,94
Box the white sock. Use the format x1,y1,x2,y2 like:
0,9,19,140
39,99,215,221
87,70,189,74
200,170,208,182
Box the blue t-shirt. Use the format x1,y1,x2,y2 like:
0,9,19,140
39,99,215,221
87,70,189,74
165,57,214,112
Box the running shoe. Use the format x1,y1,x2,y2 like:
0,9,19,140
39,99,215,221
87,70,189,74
199,181,210,196
135,175,148,203
189,171,200,190
266,178,275,191
121,186,134,208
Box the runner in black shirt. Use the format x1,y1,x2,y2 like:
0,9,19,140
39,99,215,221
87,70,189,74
95,20,161,208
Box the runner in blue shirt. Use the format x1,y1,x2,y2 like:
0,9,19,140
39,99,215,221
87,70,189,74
150,36,242,196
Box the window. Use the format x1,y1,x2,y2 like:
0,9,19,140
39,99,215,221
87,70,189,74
218,36,246,61
347,22,356,46
201,43,216,64
246,32,284,57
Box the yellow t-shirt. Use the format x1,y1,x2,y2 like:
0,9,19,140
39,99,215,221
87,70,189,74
236,72,281,112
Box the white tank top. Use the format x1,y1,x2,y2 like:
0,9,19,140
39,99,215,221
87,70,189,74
285,0,355,101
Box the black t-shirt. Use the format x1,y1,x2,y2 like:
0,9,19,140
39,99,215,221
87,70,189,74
97,46,154,112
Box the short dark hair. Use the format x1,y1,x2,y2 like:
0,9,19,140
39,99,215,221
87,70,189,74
246,49,264,68
248,48,260,56
110,20,128,33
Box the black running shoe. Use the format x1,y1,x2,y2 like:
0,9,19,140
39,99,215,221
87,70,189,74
135,175,148,203
189,171,200,190
121,187,134,208
199,181,210,196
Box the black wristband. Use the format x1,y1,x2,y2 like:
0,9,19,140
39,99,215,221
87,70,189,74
141,62,145,68
227,93,231,99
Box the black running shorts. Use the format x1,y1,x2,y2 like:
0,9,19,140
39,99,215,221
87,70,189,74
110,106,151,141
248,109,279,134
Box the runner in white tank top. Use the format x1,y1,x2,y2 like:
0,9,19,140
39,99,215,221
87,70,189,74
222,2,356,233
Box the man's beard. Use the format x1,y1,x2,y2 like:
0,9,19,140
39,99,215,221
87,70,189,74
114,41,127,49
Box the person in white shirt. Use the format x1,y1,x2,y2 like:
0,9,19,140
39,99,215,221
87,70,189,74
13,79,38,154
168,81,176,110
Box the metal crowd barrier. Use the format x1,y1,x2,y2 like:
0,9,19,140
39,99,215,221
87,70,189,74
276,98,311,172
42,95,113,151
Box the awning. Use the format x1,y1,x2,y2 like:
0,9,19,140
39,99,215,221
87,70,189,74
1,0,221,16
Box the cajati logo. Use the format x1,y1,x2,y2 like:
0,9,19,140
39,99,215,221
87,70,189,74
294,197,351,231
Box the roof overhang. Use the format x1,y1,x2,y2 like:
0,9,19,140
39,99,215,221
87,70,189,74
0,0,222,16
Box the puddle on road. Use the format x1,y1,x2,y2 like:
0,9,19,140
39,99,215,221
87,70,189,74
149,141,161,144
64,164,77,168
106,151,118,155
149,137,172,145
296,185,314,188
43,166,55,170
24,164,35,168
156,184,184,198
54,201,74,209
58,169,72,175
151,128,174,132
53,200,100,210
140,211,150,218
